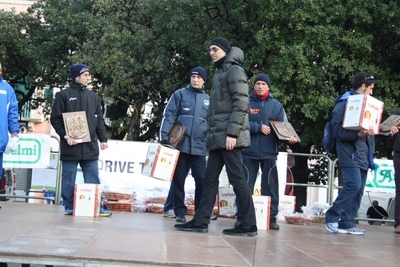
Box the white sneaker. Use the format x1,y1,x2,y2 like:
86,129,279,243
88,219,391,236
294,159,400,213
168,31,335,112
338,227,365,235
163,209,176,218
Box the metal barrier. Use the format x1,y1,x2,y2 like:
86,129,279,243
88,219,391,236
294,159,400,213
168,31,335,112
285,152,335,204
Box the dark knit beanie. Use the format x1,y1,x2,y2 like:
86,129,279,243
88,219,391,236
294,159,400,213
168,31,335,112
254,74,271,88
210,37,231,53
70,64,89,79
190,66,207,82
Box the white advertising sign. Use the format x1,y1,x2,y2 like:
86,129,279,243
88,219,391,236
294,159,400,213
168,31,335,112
3,134,51,168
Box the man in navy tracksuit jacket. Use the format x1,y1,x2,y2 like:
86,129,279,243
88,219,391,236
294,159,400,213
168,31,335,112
325,72,376,235
159,67,209,223
241,74,298,230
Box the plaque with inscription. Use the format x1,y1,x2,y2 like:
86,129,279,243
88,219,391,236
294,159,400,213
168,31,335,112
269,121,301,142
62,111,91,143
379,115,400,136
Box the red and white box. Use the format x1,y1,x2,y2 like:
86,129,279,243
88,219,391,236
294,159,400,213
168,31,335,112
73,183,101,217
142,144,180,182
342,94,384,134
277,195,296,220
253,195,271,230
218,186,236,218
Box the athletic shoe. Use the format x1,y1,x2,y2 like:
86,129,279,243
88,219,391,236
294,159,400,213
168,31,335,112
99,207,112,217
163,209,176,218
64,208,73,215
174,220,208,233
326,222,339,234
338,227,365,235
222,225,258,237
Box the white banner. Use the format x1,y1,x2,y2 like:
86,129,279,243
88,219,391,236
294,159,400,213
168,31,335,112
3,134,51,168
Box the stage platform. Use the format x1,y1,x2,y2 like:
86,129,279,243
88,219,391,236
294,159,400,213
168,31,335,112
0,202,398,267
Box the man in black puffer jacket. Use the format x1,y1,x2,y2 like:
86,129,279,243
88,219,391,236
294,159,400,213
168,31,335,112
50,64,111,217
175,37,257,236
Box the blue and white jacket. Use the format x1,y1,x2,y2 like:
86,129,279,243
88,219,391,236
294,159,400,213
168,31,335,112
0,78,20,152
332,89,375,170
159,85,209,156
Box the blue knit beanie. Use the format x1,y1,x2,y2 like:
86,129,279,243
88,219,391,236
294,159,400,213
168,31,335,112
254,74,271,88
70,64,89,79
190,66,207,82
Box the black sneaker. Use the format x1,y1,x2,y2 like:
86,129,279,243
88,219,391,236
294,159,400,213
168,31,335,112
176,214,186,223
223,225,258,237
269,220,280,230
174,219,208,233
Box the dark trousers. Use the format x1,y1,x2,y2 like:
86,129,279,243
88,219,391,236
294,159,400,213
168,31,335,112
243,158,279,219
193,148,256,226
173,153,205,216
163,182,174,212
325,166,367,229
393,152,400,227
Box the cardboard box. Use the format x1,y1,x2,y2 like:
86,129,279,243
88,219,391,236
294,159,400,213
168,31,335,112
253,195,271,230
277,195,296,221
218,187,236,218
342,94,384,134
142,144,180,182
73,184,101,217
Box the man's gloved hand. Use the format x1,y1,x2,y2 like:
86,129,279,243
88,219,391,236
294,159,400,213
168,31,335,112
5,135,19,152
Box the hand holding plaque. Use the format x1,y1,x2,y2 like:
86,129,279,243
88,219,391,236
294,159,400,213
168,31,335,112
269,121,301,142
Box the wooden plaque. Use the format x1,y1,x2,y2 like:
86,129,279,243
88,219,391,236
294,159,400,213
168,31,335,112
62,111,91,143
379,115,400,136
269,120,301,142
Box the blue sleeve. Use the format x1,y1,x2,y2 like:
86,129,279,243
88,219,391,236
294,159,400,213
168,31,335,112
159,91,181,142
8,89,20,134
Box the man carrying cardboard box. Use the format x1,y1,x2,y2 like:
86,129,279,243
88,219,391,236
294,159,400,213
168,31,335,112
325,72,377,235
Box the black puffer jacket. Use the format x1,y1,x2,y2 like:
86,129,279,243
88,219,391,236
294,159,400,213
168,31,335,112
206,47,250,150
50,81,108,161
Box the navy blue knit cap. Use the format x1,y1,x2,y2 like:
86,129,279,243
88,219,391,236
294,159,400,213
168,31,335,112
190,66,207,82
254,74,271,88
70,64,89,79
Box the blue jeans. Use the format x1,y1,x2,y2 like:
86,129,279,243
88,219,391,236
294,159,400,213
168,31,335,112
241,158,279,220
62,160,100,209
173,153,205,216
193,149,256,226
163,182,174,212
325,166,367,229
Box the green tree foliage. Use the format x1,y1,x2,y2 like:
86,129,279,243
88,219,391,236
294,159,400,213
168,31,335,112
2,0,400,208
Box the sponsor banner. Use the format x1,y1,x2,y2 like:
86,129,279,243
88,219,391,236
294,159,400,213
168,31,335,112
3,134,50,168
366,159,396,193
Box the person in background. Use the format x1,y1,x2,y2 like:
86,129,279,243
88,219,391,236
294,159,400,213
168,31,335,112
386,112,400,234
50,63,111,217
240,73,298,230
366,200,388,225
174,37,257,236
159,67,209,223
0,62,19,188
325,72,377,235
